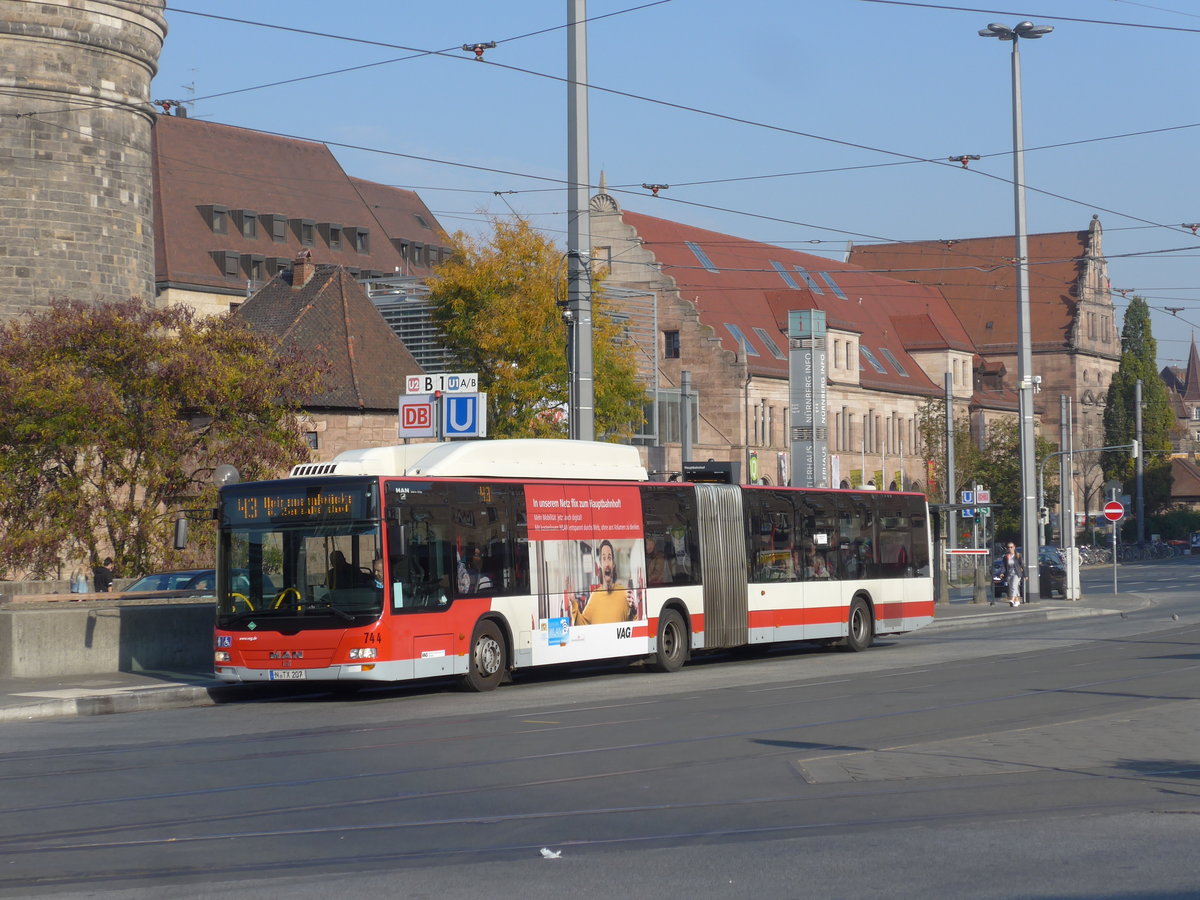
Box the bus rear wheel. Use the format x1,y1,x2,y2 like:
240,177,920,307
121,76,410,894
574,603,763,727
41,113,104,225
462,620,505,692
651,608,688,673
843,596,874,652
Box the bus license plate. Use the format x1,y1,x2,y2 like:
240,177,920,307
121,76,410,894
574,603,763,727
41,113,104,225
269,669,306,680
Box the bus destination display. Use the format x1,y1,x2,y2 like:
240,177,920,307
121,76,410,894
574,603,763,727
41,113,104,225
224,484,372,524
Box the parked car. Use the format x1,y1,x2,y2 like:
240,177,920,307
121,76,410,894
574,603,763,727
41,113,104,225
992,548,1066,599
123,569,215,595
123,569,279,598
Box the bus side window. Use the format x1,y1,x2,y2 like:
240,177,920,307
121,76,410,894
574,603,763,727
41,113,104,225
641,485,700,585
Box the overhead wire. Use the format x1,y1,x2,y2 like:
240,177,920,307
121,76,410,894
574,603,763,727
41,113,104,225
9,1,1199,307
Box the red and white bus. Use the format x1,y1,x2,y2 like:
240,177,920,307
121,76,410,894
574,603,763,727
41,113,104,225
213,440,933,691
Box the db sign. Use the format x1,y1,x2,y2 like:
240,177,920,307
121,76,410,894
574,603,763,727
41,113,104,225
398,394,435,438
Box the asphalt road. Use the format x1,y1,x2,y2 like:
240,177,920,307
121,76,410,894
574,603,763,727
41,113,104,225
1,564,1197,899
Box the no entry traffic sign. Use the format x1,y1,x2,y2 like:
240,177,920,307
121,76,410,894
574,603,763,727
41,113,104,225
1103,500,1124,522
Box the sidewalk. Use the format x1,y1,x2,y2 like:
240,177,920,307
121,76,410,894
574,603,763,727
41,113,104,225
0,589,1152,723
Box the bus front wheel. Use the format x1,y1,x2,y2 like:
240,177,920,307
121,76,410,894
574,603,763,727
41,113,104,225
843,596,874,652
461,620,505,692
651,608,688,673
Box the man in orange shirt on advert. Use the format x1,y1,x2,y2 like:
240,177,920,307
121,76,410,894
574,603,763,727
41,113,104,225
571,540,636,624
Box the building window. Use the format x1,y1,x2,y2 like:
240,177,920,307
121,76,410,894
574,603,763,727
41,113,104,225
684,241,718,273
878,347,909,376
770,260,799,289
291,218,315,246
753,327,785,359
238,209,258,239
304,432,319,450
270,215,287,242
246,255,265,282
1192,407,1200,421
664,330,680,359
860,346,887,375
323,223,343,250
213,250,241,279
203,204,229,235
819,272,848,300
725,324,759,356
353,227,369,253
793,266,823,294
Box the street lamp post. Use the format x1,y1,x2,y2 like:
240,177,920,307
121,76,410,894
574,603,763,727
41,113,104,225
979,20,1053,598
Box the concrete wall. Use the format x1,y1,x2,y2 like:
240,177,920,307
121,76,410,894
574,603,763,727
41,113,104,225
0,598,214,678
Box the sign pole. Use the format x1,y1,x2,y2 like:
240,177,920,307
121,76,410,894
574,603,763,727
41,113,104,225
1106,493,1122,594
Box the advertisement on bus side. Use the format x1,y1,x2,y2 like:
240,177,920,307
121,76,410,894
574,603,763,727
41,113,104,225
526,483,649,665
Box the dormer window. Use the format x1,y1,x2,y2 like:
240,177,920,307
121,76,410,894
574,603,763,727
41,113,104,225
290,218,315,246
212,249,240,278
351,226,369,253
236,209,258,239
202,204,229,235
319,223,343,250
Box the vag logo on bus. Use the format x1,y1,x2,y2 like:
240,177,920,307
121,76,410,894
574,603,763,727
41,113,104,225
269,650,303,659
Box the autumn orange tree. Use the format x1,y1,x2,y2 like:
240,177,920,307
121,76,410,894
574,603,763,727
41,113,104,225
0,299,322,578
428,218,646,439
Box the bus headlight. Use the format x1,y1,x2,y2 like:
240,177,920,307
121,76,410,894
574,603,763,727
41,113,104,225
215,651,231,663
348,647,378,660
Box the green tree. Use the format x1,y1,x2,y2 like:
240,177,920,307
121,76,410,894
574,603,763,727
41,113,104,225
917,404,1056,542
0,299,322,578
428,218,645,439
1103,296,1174,515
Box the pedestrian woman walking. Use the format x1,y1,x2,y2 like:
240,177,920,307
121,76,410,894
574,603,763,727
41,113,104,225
1002,542,1025,607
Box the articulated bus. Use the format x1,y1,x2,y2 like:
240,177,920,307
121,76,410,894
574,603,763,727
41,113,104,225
213,440,933,691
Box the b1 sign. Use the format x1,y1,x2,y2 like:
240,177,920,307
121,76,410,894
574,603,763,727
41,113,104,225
405,373,478,394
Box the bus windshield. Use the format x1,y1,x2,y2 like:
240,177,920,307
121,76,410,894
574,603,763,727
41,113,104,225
217,480,383,628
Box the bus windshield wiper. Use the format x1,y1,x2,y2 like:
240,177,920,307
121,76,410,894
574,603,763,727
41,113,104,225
308,604,355,623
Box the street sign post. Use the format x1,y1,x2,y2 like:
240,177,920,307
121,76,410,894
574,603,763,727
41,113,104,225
1103,500,1123,594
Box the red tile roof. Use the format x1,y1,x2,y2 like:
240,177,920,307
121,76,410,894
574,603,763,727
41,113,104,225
621,210,976,395
1170,457,1200,502
152,115,445,292
848,230,1090,354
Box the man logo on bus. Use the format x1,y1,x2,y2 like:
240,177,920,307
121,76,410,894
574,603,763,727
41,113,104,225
402,404,431,429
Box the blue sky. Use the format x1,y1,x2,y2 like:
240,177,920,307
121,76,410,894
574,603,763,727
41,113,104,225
153,0,1200,371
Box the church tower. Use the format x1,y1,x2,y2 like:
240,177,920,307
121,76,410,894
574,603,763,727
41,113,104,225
0,0,167,316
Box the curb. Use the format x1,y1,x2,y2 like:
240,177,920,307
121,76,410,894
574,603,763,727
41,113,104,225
0,684,219,723
926,604,1120,633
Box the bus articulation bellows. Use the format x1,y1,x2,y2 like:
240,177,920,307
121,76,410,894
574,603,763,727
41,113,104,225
213,440,934,691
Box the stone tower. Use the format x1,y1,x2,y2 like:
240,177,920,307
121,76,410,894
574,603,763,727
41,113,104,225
0,0,167,316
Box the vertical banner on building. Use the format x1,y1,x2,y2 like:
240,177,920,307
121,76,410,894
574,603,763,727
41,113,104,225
788,309,829,488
